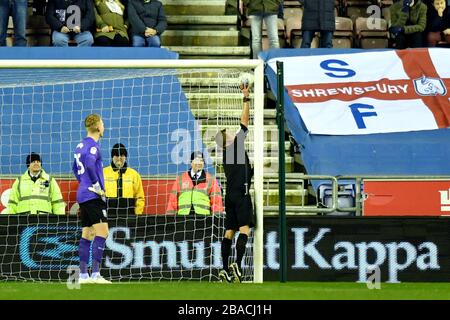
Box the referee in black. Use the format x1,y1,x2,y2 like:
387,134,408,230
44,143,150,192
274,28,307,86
215,81,254,283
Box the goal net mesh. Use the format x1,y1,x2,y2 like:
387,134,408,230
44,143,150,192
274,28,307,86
0,67,255,282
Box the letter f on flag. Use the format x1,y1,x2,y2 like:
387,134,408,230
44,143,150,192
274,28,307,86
349,103,378,129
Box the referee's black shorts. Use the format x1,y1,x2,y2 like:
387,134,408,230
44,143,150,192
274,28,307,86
79,198,108,228
224,193,255,231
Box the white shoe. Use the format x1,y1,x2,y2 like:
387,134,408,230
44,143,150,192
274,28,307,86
218,270,233,283
91,276,112,284
78,277,94,284
229,263,243,283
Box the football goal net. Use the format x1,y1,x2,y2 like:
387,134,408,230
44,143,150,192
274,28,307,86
0,59,264,283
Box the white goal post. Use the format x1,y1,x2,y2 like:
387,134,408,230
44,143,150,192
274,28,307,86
0,59,265,283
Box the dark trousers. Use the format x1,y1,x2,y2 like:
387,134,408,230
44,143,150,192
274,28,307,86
392,32,424,49
94,34,130,47
301,30,333,48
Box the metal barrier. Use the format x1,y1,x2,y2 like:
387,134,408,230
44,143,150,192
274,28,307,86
290,175,339,214
297,175,450,216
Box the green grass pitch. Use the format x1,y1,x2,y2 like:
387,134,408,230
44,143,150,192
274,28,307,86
1,282,450,300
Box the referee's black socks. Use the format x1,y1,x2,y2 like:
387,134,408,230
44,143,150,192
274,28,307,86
235,233,248,268
221,237,232,271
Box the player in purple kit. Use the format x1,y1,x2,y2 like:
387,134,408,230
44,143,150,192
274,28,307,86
73,114,111,284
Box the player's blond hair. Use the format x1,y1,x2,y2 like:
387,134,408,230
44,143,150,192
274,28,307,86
85,114,102,133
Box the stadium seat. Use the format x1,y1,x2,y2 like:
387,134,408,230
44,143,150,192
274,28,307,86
379,0,394,6
282,7,302,47
283,0,302,8
344,0,375,5
283,7,303,28
354,17,388,49
379,0,394,25
346,4,371,25
333,16,353,48
333,37,352,48
285,17,301,47
285,17,321,48
317,184,356,216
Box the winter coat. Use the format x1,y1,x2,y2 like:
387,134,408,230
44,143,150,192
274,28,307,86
104,164,145,215
300,0,335,31
45,0,94,32
128,0,167,36
390,0,428,34
243,0,282,15
8,169,66,215
426,3,450,32
166,171,224,215
93,0,129,40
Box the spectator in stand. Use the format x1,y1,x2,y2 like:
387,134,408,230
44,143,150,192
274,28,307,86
93,0,129,46
389,0,428,49
243,0,281,59
0,0,28,46
45,0,94,47
425,0,450,46
7,152,66,215
299,0,335,48
103,143,145,215
128,0,167,47
166,151,224,216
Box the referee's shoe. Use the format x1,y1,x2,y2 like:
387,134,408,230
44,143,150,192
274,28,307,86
229,262,243,283
219,269,232,283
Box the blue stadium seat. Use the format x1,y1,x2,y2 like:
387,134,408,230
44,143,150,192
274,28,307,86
318,183,356,216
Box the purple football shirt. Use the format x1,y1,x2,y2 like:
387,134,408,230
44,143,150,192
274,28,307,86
72,137,105,204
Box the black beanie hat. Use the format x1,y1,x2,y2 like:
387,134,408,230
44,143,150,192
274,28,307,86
26,152,41,167
111,143,128,158
191,151,204,161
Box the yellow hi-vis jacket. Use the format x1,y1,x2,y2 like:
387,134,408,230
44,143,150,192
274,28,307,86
7,170,66,215
103,165,145,214
166,171,224,215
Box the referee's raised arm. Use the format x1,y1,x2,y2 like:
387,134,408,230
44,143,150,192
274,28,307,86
240,83,251,128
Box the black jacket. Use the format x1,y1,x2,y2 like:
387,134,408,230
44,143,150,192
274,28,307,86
426,4,450,32
45,0,94,32
128,0,167,36
300,0,335,31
